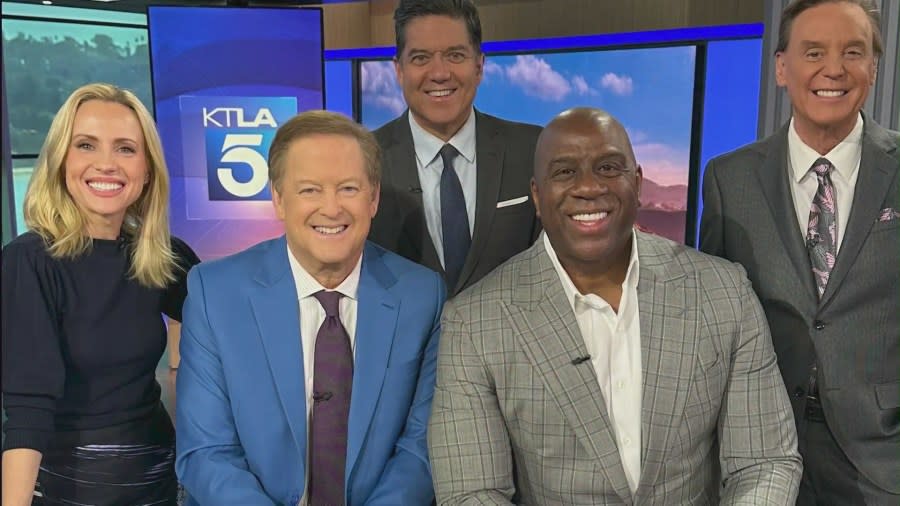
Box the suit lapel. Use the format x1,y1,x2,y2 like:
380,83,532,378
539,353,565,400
632,233,695,500
506,241,633,504
383,114,442,272
346,244,400,485
820,119,898,308
457,111,504,291
249,237,308,466
753,128,818,300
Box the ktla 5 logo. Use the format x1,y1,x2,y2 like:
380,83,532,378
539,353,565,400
204,106,278,201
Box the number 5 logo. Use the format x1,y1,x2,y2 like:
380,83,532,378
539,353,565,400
216,134,269,198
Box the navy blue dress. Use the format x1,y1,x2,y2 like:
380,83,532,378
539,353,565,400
2,232,200,505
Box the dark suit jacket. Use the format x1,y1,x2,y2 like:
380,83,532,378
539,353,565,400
699,116,900,493
370,110,542,296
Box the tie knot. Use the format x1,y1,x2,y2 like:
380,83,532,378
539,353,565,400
811,157,834,176
313,290,342,318
440,144,458,168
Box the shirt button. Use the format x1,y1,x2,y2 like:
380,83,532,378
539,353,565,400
616,380,626,390
814,320,826,330
792,387,805,398
623,437,632,446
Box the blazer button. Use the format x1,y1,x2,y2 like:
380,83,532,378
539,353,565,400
814,320,826,330
792,387,805,398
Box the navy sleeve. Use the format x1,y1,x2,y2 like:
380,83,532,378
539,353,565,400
1,237,65,453
160,236,201,322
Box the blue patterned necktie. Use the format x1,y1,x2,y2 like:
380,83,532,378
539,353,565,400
806,157,838,299
309,290,352,506
440,143,470,291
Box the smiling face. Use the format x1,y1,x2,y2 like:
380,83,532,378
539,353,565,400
394,14,484,141
532,111,642,279
775,1,877,145
64,99,149,239
272,133,379,286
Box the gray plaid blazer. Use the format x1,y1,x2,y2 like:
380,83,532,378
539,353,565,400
429,231,802,505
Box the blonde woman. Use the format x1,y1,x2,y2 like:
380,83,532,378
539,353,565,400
1,83,200,505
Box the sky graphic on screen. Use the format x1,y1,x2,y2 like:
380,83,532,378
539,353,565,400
360,45,695,242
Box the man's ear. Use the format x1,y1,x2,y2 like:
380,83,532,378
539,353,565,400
369,183,380,218
271,181,286,221
475,52,485,82
530,177,541,219
394,56,403,82
775,52,787,87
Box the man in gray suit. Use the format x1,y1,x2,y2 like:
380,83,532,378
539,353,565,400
700,1,900,503
430,107,802,505
369,0,541,297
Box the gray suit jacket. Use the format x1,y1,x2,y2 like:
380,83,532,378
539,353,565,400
699,117,900,493
429,231,802,505
369,110,542,296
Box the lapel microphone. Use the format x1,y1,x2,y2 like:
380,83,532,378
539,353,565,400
312,391,332,403
571,355,592,365
408,186,423,193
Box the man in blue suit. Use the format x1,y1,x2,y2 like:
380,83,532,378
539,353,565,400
176,110,446,505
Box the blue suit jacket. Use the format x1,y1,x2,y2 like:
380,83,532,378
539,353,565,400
176,237,446,505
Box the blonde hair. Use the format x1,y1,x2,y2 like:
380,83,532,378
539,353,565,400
23,83,178,288
268,110,381,192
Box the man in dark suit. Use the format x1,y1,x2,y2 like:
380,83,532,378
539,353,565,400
369,0,541,296
700,1,899,503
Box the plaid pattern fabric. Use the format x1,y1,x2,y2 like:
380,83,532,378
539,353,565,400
429,231,802,505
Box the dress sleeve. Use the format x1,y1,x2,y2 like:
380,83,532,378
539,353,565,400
1,239,66,453
160,236,201,322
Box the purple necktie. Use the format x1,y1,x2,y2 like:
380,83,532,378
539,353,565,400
806,158,838,298
309,290,352,506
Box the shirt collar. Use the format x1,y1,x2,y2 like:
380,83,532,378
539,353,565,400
286,242,362,301
408,107,477,167
542,230,641,309
788,113,863,183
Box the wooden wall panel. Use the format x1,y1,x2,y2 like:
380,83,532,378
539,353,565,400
319,0,764,50
687,0,764,29
369,0,397,47
321,1,371,49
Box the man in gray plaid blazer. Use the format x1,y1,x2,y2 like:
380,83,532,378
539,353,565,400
428,108,802,505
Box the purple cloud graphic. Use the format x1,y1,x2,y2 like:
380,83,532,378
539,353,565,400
483,60,504,78
600,72,634,95
572,75,599,96
504,55,571,101
360,60,406,115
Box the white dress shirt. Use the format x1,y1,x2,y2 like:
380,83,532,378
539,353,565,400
409,109,477,268
787,113,863,253
286,245,361,505
543,232,643,494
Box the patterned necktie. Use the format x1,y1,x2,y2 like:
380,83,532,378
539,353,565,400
806,157,838,298
440,143,471,291
309,290,352,506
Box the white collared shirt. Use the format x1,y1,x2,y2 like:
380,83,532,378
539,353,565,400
543,232,643,494
408,109,477,268
286,244,361,505
787,113,863,253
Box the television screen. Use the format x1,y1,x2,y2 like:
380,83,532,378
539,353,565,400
148,6,323,259
359,45,696,243
695,38,763,245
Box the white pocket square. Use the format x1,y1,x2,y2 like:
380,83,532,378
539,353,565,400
496,196,529,208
